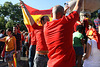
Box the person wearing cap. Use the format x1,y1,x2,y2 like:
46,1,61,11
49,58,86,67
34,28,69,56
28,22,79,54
94,9,100,32
83,26,100,67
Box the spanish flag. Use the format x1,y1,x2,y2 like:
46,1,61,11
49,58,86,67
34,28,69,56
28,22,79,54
21,3,52,33
13,53,17,67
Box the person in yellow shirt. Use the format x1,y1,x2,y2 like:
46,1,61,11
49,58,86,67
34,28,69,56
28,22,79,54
0,28,16,67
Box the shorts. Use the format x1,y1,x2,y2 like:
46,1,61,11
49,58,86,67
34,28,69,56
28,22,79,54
5,49,15,62
74,46,83,55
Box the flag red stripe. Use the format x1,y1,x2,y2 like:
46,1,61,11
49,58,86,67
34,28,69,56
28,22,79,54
24,4,52,15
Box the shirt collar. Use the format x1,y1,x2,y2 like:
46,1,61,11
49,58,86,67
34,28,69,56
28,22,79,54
53,19,58,21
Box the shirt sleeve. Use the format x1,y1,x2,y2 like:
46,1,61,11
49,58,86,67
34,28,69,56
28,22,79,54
80,34,84,39
63,11,79,24
32,22,39,29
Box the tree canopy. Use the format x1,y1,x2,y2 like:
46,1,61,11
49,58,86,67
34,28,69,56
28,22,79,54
0,1,27,31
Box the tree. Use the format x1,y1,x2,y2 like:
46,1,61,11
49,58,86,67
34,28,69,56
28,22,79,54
0,16,6,29
0,1,27,31
6,20,14,29
91,10,98,22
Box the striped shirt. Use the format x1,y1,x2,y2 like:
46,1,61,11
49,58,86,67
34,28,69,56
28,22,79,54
94,18,100,32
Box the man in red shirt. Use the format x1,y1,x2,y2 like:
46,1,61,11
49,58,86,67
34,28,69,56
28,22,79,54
20,1,49,67
44,0,83,67
32,16,49,67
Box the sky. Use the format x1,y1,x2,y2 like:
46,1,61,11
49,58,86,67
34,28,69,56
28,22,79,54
0,0,70,10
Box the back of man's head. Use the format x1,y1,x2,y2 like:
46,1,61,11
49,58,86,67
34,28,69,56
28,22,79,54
52,5,64,19
76,25,84,33
40,16,49,25
40,16,45,23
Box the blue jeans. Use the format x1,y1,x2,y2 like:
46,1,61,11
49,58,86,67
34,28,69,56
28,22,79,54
29,45,36,67
34,54,48,67
22,41,26,57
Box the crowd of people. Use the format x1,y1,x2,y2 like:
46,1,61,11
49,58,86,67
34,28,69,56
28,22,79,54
0,0,100,67
0,24,29,67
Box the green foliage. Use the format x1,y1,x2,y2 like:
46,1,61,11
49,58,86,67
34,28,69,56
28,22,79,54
0,1,26,31
6,20,14,28
91,10,98,22
0,16,6,29
0,16,5,22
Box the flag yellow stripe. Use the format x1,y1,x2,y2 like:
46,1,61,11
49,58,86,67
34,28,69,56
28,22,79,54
31,14,52,23
22,8,31,25
22,7,52,25
13,53,17,67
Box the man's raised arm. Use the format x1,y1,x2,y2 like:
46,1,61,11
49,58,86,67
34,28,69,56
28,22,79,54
64,3,69,15
20,0,35,26
73,0,83,14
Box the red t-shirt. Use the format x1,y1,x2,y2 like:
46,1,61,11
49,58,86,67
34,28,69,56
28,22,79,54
21,34,25,41
30,31,36,45
44,11,79,67
32,23,48,51
74,21,81,32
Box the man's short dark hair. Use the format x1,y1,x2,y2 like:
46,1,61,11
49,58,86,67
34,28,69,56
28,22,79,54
40,16,48,22
40,16,45,23
76,25,84,33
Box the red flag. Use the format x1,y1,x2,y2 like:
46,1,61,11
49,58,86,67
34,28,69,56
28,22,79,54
13,53,17,67
21,3,52,33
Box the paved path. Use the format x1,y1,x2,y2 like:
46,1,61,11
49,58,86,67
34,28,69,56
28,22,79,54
0,57,29,67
